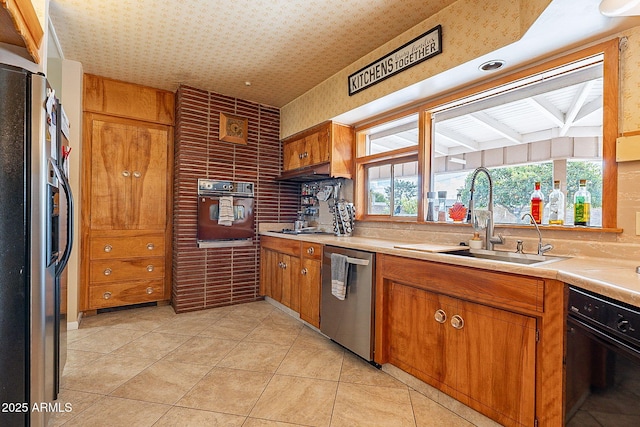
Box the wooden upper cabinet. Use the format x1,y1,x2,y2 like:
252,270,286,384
83,74,175,125
89,117,169,230
0,0,44,63
281,121,353,178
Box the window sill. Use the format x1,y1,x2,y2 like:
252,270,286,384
358,217,623,233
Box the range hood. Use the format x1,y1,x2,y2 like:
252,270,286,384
276,162,332,181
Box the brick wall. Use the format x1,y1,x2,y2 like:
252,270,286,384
173,85,299,313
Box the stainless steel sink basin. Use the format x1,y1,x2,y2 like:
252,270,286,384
445,249,568,266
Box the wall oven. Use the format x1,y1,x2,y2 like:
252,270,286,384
565,286,640,426
197,179,255,248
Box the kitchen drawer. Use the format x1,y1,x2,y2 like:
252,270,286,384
261,235,300,256
90,257,165,283
88,280,165,309
90,234,165,259
301,242,322,260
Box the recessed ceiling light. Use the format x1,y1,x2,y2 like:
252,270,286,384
245,81,252,86
479,60,505,72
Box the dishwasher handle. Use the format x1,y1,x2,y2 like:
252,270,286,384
324,253,370,266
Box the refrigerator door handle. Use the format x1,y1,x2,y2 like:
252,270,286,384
49,158,74,278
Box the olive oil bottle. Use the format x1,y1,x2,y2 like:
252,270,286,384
573,179,591,226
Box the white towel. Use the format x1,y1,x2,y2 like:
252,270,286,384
218,196,234,226
331,253,349,300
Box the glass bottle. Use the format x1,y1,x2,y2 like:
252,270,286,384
426,192,436,221
574,179,591,226
448,191,467,222
529,182,544,224
437,191,447,222
547,180,565,225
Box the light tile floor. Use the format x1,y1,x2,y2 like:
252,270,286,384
50,300,493,427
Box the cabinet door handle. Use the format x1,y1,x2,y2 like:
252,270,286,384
303,151,308,158
146,287,154,294
133,171,141,178
281,262,287,269
434,309,447,324
278,261,283,268
104,244,112,253
147,243,155,250
146,265,154,272
122,170,130,177
301,268,308,275
103,291,112,300
298,153,303,159
451,315,464,330
307,247,314,255
104,268,112,276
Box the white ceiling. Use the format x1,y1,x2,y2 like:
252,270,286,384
48,0,457,107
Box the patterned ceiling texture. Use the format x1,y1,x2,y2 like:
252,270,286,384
49,0,457,107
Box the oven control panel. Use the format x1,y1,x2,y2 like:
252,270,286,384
198,179,254,197
569,286,640,345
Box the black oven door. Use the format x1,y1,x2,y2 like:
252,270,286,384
197,196,255,241
565,316,640,425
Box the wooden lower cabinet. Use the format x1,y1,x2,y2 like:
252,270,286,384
387,282,536,425
376,254,564,427
260,236,322,327
299,243,322,327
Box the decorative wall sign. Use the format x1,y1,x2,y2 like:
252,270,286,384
348,25,442,96
219,112,248,145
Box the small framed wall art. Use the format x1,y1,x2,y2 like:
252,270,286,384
219,112,248,145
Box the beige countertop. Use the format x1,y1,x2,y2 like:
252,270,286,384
260,231,640,308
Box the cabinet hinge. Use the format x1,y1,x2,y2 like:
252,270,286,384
535,329,540,342
534,418,538,427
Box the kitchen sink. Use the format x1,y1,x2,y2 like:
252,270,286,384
444,248,568,266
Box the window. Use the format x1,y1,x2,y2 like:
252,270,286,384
354,39,618,229
356,114,420,219
431,59,604,226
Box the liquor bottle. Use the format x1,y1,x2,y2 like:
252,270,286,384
547,180,565,225
530,182,544,224
574,179,591,226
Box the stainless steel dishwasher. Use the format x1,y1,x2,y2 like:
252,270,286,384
321,245,375,361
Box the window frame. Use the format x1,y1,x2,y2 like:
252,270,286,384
354,39,619,230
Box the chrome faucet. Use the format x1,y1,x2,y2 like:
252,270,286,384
521,213,553,255
468,167,504,251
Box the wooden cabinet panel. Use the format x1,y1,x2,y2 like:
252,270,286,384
454,298,536,426
90,233,165,259
83,74,175,125
260,237,322,324
379,254,544,314
88,280,165,309
377,254,538,427
0,0,44,63
90,257,164,283
81,76,173,311
90,118,168,230
387,283,453,390
281,121,353,178
299,257,321,328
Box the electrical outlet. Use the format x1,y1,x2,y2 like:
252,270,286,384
636,212,640,236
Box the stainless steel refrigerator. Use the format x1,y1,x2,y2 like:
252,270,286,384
0,63,74,426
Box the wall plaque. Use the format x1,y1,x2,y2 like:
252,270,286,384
348,25,442,96
219,112,248,145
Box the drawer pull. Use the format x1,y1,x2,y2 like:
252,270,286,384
133,171,141,178
122,170,130,177
104,268,112,276
451,315,464,330
104,244,112,253
307,247,314,255
147,243,155,250
434,309,447,324
301,268,308,276
146,287,154,294
103,291,112,300
146,265,154,272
